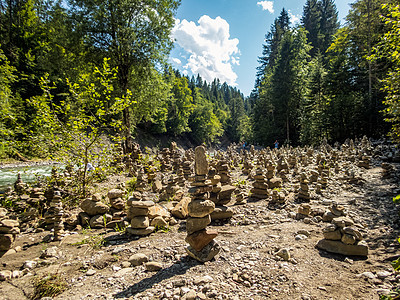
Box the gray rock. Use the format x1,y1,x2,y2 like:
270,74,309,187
188,200,215,218
108,189,125,200
210,206,234,220
194,146,208,176
186,215,211,234
80,198,109,216
126,227,154,236
129,253,149,266
185,240,221,262
130,216,149,229
0,270,12,281
144,261,163,271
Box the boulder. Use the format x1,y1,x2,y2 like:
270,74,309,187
80,198,109,216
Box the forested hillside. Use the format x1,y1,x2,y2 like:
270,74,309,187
0,0,399,160
251,0,400,147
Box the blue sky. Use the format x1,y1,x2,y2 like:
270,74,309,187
169,0,353,97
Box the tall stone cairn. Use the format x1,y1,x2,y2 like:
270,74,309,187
185,146,220,263
51,191,64,241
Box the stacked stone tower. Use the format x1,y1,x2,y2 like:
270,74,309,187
185,146,220,262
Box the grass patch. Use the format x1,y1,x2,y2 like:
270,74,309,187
73,234,106,249
31,274,68,299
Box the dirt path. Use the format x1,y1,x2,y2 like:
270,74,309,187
1,165,399,300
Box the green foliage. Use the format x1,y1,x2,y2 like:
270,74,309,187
126,177,137,193
393,195,400,204
74,234,106,249
32,274,68,299
29,58,133,196
155,225,170,233
371,3,400,142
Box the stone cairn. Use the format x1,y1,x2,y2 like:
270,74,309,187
135,168,148,193
250,167,269,200
216,158,231,185
51,191,63,241
381,162,394,179
317,216,368,256
126,192,155,236
0,208,20,252
185,146,220,263
79,194,110,228
107,189,126,229
297,172,311,201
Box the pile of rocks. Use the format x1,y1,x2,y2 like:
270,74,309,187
297,172,311,201
126,192,155,236
79,194,110,229
211,184,235,221
107,189,126,229
317,217,368,256
0,208,20,252
185,146,220,262
50,191,63,241
216,159,231,185
250,168,269,200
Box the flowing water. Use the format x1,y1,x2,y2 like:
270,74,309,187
0,164,57,192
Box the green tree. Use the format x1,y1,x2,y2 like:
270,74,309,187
254,27,310,146
29,58,133,196
300,53,330,144
68,0,180,152
371,3,400,142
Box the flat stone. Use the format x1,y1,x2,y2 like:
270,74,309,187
185,240,221,262
188,200,215,218
332,217,354,228
127,200,155,208
219,185,236,198
316,239,368,256
185,229,218,252
126,226,154,236
342,227,362,240
188,185,212,194
186,216,211,234
108,189,125,200
86,269,96,276
210,206,234,220
323,230,342,241
129,253,149,266
0,219,19,228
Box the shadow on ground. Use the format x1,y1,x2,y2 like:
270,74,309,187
113,256,200,298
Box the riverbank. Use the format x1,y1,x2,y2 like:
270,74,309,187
0,159,62,169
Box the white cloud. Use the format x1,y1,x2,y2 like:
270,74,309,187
257,1,274,14
171,57,182,65
172,15,239,85
288,10,301,25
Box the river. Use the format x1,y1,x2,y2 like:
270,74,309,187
0,163,60,192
